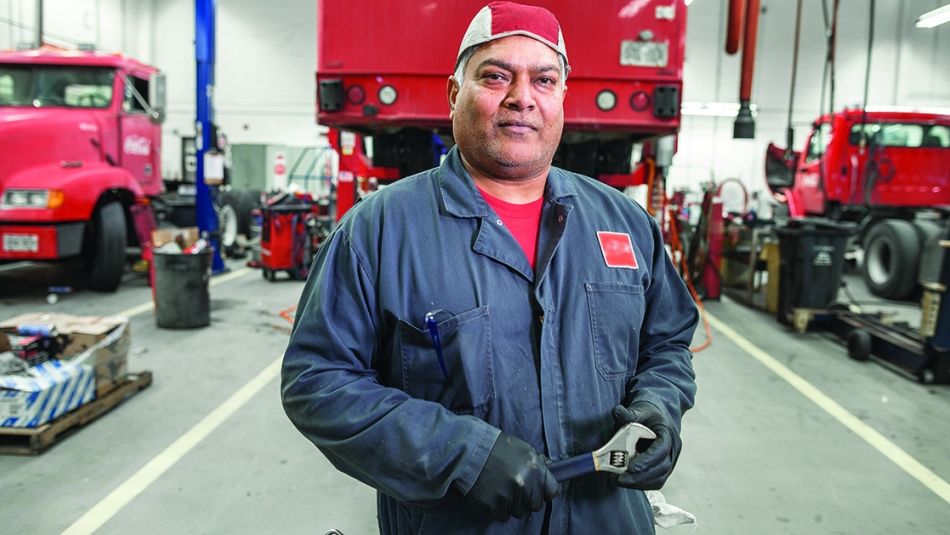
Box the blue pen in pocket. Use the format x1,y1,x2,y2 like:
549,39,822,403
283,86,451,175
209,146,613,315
425,310,449,380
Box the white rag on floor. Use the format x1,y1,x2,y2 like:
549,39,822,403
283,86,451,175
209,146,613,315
647,490,696,529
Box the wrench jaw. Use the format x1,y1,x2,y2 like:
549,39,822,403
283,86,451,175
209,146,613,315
591,423,657,475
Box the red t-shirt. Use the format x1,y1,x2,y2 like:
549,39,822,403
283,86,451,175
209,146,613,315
477,186,544,269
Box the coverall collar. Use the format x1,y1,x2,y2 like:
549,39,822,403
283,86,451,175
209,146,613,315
438,145,577,218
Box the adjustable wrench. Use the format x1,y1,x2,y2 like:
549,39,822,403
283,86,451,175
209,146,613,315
549,423,656,482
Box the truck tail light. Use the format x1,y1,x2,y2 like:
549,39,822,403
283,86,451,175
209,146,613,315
653,86,679,119
630,91,651,112
378,85,398,106
319,79,343,112
346,85,366,105
596,90,617,111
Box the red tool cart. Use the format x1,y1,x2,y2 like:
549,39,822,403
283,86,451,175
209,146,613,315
258,193,331,281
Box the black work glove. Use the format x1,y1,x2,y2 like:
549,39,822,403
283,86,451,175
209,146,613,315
466,433,558,521
612,401,682,490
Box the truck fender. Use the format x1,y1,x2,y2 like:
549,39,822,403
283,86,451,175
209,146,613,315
66,165,146,219
3,163,146,221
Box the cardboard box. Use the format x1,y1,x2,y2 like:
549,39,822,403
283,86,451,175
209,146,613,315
0,313,130,397
152,226,200,250
0,358,96,428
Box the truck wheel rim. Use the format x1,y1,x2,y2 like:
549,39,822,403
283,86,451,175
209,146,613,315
866,238,892,285
219,204,238,247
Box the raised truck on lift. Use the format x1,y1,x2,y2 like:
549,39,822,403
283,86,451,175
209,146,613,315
316,0,687,217
0,46,169,291
767,108,950,300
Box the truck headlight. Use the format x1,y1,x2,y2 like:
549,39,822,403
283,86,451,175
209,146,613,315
2,189,64,209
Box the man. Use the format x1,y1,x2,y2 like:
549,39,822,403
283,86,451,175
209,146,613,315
282,2,697,533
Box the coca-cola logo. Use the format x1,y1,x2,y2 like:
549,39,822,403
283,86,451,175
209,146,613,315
124,135,151,156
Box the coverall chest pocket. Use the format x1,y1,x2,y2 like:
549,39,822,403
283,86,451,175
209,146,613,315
396,306,494,416
586,282,645,380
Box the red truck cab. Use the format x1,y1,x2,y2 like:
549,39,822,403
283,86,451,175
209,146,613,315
0,46,166,290
775,109,950,218
767,108,950,299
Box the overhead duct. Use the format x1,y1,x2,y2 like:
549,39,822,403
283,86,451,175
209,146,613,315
725,0,745,55
733,0,760,139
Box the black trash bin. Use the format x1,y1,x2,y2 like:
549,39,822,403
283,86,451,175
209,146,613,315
775,218,855,323
153,249,212,329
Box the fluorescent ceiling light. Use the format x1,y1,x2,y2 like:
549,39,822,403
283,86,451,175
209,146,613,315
681,101,758,117
916,3,950,29
865,104,950,116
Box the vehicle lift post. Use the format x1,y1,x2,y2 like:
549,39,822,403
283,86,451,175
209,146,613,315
195,0,226,273
928,239,950,357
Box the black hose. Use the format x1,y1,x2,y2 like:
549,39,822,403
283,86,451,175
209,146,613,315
860,0,875,151
819,0,830,118
828,0,840,116
862,0,879,207
840,280,866,314
786,0,804,152
818,0,841,195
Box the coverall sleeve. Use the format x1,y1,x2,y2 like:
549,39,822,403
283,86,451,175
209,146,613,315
281,229,500,504
626,217,698,429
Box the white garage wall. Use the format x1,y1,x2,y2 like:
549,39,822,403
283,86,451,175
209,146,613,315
675,0,950,194
1,0,947,188
0,0,320,180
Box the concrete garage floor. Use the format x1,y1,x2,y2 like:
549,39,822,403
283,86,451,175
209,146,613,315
1,261,948,534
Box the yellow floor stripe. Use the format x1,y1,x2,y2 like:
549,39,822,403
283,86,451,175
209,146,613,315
706,311,950,504
61,356,282,535
114,301,153,319
210,267,251,287
114,268,251,318
60,265,261,534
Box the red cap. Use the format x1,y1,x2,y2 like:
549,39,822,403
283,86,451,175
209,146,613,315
457,2,568,68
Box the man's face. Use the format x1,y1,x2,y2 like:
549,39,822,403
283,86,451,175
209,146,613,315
448,36,567,181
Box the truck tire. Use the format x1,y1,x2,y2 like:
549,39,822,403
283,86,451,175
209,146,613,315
862,219,919,300
86,202,127,292
235,190,260,236
216,200,240,255
847,329,872,361
218,190,258,236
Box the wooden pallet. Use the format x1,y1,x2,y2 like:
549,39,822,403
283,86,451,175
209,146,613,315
0,371,153,455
